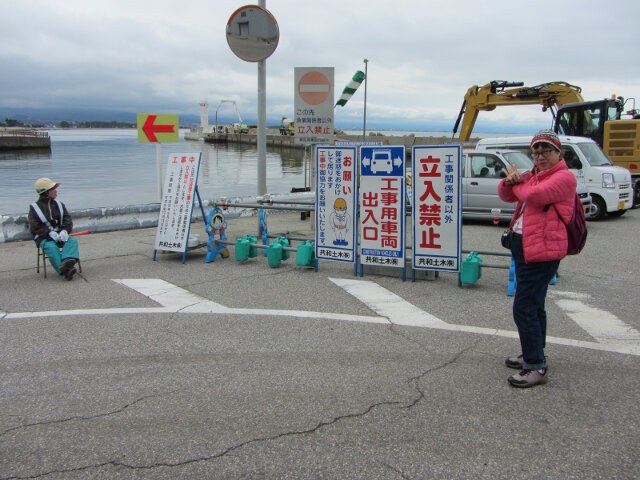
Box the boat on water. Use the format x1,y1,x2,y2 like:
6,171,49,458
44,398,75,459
0,128,51,151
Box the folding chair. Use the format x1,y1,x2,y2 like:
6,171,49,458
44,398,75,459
37,246,82,278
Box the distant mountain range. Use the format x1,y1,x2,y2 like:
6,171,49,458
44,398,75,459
0,106,447,131
0,106,530,133
0,107,206,127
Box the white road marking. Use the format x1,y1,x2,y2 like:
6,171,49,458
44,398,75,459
114,279,229,312
1,278,638,356
548,290,592,300
328,278,447,328
556,298,640,345
331,278,640,356
0,279,384,325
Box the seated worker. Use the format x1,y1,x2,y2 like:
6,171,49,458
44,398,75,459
28,177,80,280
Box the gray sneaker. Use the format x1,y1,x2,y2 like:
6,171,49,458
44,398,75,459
508,368,548,388
505,354,547,369
505,354,525,369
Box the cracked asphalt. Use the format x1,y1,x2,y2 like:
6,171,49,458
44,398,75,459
0,210,638,479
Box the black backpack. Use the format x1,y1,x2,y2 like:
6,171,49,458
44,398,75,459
548,194,587,255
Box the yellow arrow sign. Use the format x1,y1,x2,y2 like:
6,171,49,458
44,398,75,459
137,114,179,143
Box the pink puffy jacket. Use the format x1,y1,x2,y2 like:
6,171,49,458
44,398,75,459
498,159,577,263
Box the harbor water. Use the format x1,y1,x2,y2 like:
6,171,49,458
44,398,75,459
0,128,516,216
0,129,307,216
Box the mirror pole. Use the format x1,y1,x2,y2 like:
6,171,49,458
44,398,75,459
257,0,267,197
258,59,267,196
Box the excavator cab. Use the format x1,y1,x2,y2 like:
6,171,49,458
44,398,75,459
555,99,623,146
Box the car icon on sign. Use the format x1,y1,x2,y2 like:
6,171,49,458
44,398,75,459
362,150,402,174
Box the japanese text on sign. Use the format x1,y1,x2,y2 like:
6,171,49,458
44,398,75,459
315,146,357,263
154,153,202,253
411,145,461,272
359,146,406,267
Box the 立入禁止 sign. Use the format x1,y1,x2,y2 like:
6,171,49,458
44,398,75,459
411,145,462,272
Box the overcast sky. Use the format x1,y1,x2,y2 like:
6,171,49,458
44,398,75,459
2,0,640,133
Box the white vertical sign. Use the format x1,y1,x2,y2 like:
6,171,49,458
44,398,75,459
294,67,335,145
315,146,357,263
154,153,202,253
412,145,462,272
359,146,406,267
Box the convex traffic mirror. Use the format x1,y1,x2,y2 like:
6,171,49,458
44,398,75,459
226,5,279,62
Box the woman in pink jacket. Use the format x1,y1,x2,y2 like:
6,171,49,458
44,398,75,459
498,130,576,388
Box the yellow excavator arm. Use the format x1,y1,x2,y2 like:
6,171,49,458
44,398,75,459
453,81,584,141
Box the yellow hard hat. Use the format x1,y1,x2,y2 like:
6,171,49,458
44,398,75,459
35,177,59,195
334,198,347,210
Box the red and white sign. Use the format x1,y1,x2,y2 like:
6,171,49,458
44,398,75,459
294,67,334,145
411,145,462,272
155,153,202,253
298,71,331,105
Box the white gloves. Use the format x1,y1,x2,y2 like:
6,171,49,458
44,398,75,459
49,231,60,242
59,230,69,242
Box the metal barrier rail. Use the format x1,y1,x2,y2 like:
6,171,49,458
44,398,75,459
461,249,510,269
257,200,314,206
212,202,313,212
215,238,298,253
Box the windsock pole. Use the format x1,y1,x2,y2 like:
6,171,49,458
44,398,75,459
362,59,368,141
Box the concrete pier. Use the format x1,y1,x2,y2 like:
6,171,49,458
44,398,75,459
0,128,51,150
184,128,476,153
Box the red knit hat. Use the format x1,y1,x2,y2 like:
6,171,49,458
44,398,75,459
531,129,562,152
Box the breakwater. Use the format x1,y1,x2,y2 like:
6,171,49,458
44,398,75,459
184,128,476,154
0,129,51,150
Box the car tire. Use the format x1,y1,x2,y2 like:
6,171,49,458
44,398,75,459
587,196,606,221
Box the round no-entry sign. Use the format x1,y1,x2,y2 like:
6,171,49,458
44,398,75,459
298,71,331,105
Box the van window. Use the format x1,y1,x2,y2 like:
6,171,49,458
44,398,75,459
497,145,531,158
470,154,504,178
578,142,613,166
502,151,533,171
562,147,582,169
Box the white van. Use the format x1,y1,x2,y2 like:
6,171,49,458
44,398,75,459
475,135,633,220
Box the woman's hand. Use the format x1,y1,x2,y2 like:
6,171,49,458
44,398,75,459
504,164,522,185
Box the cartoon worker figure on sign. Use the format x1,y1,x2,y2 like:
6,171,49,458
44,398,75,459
205,207,229,263
330,197,351,246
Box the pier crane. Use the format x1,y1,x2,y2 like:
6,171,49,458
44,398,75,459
215,100,249,134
